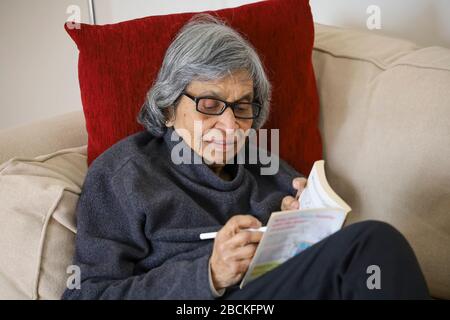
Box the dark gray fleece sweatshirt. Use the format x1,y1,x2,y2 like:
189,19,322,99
62,127,302,300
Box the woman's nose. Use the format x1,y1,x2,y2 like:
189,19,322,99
217,107,238,130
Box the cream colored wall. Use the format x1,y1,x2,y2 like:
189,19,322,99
93,0,263,24
0,0,90,130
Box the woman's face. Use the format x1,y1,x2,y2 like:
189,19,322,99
167,69,254,166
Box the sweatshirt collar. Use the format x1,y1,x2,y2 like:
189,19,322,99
162,127,245,191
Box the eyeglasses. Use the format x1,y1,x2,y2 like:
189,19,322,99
180,91,261,119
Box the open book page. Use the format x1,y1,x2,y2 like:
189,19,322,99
239,160,351,288
240,208,347,288
299,160,351,213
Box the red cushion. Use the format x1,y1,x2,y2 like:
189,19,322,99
65,0,322,175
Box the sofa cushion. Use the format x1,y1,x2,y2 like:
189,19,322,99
0,146,87,299
65,0,322,176
0,111,87,165
313,24,450,299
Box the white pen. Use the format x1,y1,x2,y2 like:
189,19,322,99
199,226,267,240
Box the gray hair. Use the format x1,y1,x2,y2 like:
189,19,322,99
137,14,272,137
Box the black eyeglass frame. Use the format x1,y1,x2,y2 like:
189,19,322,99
180,91,261,120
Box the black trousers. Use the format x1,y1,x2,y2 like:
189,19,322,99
222,220,430,299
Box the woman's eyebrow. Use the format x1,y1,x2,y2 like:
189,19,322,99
236,93,254,102
197,90,224,99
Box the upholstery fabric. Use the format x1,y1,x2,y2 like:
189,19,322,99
0,111,87,165
313,24,450,299
0,146,87,299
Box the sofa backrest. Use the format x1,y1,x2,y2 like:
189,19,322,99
313,23,450,299
0,111,87,165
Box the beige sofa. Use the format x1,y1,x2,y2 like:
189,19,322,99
1,24,449,299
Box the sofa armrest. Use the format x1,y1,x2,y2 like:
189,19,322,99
0,111,87,164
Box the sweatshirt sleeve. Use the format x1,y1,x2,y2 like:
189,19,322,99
61,161,215,300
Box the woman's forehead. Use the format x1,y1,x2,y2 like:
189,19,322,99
188,70,253,94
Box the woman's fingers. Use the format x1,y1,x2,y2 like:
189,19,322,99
227,244,259,262
281,195,299,211
292,177,307,191
211,215,263,289
227,230,263,249
292,177,307,202
219,215,262,239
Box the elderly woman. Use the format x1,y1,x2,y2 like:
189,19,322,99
62,15,429,300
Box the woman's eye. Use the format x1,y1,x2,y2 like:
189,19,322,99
201,99,220,109
236,104,252,112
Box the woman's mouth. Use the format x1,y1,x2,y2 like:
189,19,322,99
208,139,236,151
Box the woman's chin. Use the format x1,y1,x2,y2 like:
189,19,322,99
202,152,236,165
200,142,238,165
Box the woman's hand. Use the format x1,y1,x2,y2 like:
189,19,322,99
209,215,263,291
281,177,307,211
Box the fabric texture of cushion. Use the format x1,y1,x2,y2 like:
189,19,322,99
313,24,450,299
65,0,322,175
0,146,87,299
0,111,87,165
